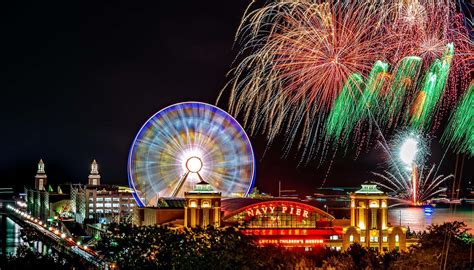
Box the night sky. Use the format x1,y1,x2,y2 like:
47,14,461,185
2,1,472,196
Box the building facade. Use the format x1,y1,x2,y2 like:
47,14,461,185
342,184,407,251
26,159,136,225
72,160,136,224
184,180,221,228
132,183,412,252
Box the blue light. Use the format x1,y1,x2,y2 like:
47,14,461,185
127,102,256,206
424,207,433,216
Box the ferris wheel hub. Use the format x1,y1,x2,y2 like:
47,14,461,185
186,156,203,173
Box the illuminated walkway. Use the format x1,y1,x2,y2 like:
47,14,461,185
6,205,108,269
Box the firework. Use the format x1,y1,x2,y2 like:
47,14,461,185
223,0,389,156
374,129,451,205
410,44,453,129
381,56,422,128
220,0,472,162
373,165,453,206
442,82,474,157
325,73,364,148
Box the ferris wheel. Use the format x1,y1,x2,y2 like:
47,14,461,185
127,102,256,207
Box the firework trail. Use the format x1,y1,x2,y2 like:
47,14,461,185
409,44,453,130
373,164,453,206
220,0,472,163
223,1,389,155
373,129,452,205
442,82,474,157
325,73,364,148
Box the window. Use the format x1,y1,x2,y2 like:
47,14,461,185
201,200,210,208
382,236,388,242
105,203,112,208
88,215,93,219
113,198,120,202
113,209,119,213
349,234,354,242
369,200,379,208
88,203,94,208
370,236,378,242
96,203,103,208
96,209,103,213
113,203,119,208
395,234,399,243
96,198,103,202
105,198,112,202
360,236,365,242
330,235,339,240
189,200,197,208
105,209,112,214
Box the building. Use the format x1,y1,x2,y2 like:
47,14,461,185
72,160,136,224
25,159,69,220
133,180,222,228
132,182,412,252
184,180,221,228
133,199,185,227
221,198,343,250
26,159,136,225
342,183,407,251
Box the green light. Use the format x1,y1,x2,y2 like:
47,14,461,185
410,44,453,129
355,184,384,194
325,73,364,147
383,56,422,126
442,82,473,156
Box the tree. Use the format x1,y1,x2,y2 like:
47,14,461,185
390,221,473,270
0,244,74,270
96,224,298,269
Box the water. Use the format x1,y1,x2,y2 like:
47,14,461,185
388,205,474,232
0,214,50,256
0,214,23,255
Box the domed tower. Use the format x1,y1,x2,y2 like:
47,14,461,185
88,159,101,186
343,183,407,252
184,180,221,228
35,159,47,191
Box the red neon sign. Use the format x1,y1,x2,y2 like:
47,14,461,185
245,203,310,218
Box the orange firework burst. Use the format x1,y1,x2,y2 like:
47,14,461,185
223,1,390,156
220,0,472,162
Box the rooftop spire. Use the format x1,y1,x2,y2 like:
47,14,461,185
88,159,101,186
91,159,99,174
37,159,45,174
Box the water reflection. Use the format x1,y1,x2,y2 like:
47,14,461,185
1,215,23,255
0,215,49,256
388,206,474,232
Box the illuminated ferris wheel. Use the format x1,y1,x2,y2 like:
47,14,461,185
127,102,256,207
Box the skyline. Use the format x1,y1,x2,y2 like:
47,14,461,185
2,1,472,197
